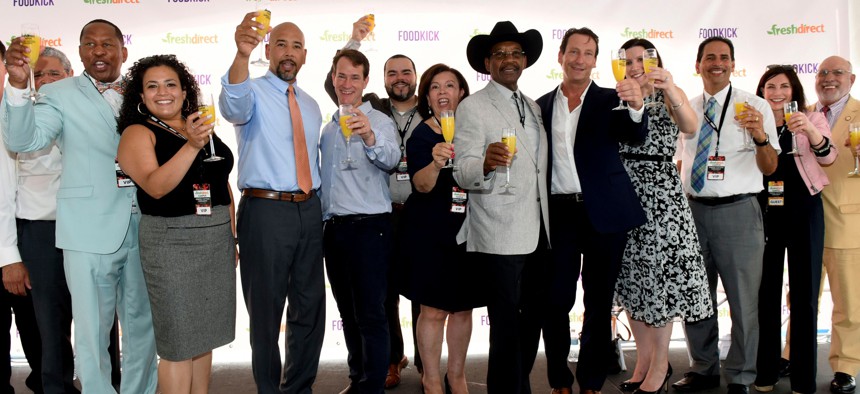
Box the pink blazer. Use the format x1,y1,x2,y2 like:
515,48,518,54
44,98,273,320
792,111,837,195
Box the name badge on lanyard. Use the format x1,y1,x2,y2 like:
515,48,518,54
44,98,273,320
706,155,725,181
193,183,212,215
396,146,409,181
115,159,134,188
767,180,785,206
451,186,467,213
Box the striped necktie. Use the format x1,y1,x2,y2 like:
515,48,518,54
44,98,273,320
691,97,717,192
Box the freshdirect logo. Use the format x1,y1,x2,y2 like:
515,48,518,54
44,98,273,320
83,0,140,4
5,35,63,48
319,30,353,42
698,27,739,39
161,32,219,44
767,23,825,35
12,0,54,6
166,0,210,2
468,29,488,38
620,27,674,39
545,68,600,81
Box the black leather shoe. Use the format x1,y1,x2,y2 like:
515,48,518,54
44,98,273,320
728,384,750,394
619,380,643,392
671,372,720,392
778,358,791,378
831,373,856,394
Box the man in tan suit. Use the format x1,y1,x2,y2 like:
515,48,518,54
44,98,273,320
812,55,860,394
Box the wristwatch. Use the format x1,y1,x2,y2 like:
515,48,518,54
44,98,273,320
753,135,770,147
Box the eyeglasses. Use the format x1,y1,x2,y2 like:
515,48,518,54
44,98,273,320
491,50,526,60
817,69,850,77
766,64,797,72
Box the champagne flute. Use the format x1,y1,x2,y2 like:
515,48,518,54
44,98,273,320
363,13,376,52
734,98,755,152
440,110,456,170
339,104,357,170
849,123,860,177
611,49,627,110
21,24,43,102
642,48,659,108
784,101,801,156
500,127,516,192
199,93,224,162
250,2,271,67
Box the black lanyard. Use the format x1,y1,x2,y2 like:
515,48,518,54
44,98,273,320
395,108,417,148
148,115,187,140
513,92,525,127
701,85,732,157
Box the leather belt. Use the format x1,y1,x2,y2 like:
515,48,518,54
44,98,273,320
326,213,387,225
688,193,755,206
621,153,674,162
391,202,406,211
242,188,313,202
550,193,584,202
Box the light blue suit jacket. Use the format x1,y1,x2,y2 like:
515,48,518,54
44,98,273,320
1,76,137,254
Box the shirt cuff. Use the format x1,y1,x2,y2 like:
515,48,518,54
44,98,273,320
628,105,644,123
0,246,22,268
4,85,31,106
343,39,362,51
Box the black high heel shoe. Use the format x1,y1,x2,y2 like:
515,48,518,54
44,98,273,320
620,380,643,392
632,363,672,394
444,373,453,394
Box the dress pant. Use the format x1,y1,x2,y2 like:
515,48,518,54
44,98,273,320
824,247,860,376
0,282,42,394
542,197,626,391
684,196,764,385
237,195,325,394
17,219,76,394
325,214,392,394
64,213,158,394
756,194,823,393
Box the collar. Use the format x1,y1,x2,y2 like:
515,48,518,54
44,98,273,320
490,80,518,99
558,80,592,101
816,93,850,112
265,70,302,96
704,83,732,105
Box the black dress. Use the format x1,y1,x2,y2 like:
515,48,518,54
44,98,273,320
402,122,484,312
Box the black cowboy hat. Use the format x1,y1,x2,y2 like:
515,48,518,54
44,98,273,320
466,21,543,75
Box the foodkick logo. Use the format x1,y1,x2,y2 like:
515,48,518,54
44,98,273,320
11,0,55,6
767,23,826,35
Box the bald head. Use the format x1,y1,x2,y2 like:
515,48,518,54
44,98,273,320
816,55,855,106
267,22,307,82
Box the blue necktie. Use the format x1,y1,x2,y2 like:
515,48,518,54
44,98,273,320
691,97,717,192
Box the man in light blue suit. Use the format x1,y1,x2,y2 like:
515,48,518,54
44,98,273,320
1,19,157,393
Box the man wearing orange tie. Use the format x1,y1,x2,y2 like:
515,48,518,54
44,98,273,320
811,55,860,394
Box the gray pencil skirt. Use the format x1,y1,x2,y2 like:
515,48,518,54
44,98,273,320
139,205,236,361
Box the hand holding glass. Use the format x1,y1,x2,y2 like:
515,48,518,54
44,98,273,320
784,101,801,156
642,48,659,107
199,94,223,162
500,127,516,192
611,49,627,110
440,110,457,170
339,104,357,170
250,3,271,66
849,123,860,177
21,24,43,102
734,99,755,152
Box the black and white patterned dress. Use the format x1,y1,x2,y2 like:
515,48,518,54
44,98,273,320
614,90,713,327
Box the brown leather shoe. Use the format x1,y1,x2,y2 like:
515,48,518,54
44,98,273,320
384,355,409,389
551,388,573,394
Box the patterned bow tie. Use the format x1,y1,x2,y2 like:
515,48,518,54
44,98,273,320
95,80,125,95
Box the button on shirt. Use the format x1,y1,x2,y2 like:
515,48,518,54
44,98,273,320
679,85,780,197
220,71,323,192
320,101,399,220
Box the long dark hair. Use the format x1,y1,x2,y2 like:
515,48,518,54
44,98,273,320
417,63,470,120
620,38,664,68
117,54,199,134
755,65,807,111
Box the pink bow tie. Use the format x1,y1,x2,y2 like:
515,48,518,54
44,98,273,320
95,80,125,95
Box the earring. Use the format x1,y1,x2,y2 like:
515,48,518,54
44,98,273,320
137,102,147,115
183,99,191,113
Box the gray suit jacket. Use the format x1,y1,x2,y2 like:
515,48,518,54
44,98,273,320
2,76,137,254
453,81,550,255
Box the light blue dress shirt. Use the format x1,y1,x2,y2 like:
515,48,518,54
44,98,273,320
320,101,399,220
219,71,322,192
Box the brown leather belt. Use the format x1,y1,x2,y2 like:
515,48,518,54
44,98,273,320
242,188,313,202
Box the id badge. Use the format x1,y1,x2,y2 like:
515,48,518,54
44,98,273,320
115,159,134,188
706,155,725,181
768,181,785,206
451,186,467,213
193,183,212,216
396,149,409,181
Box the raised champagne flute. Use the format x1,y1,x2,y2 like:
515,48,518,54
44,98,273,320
250,2,271,67
611,49,627,110
199,93,223,162
849,123,860,177
784,101,801,156
339,104,357,170
500,127,516,193
734,98,755,152
21,24,43,102
440,110,457,170
642,48,659,108
363,13,376,52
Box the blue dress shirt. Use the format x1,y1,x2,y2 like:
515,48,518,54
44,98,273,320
219,71,322,192
320,101,399,220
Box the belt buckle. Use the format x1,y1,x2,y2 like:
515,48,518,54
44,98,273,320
574,193,584,202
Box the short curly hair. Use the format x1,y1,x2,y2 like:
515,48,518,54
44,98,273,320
117,54,200,134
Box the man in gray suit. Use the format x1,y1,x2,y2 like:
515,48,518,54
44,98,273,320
452,21,549,393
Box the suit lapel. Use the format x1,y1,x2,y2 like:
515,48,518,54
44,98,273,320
76,76,119,135
486,85,538,167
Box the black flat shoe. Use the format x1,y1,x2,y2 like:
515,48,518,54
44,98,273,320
831,373,856,394
445,373,453,394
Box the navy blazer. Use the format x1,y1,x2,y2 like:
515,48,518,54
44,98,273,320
536,82,648,234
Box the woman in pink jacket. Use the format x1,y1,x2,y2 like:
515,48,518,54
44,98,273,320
753,65,837,394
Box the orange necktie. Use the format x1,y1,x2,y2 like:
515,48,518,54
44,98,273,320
288,85,312,194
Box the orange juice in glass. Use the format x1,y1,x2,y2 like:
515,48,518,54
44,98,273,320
849,123,860,176
440,110,456,169
338,104,356,169
255,9,271,37
21,23,43,101
366,14,376,33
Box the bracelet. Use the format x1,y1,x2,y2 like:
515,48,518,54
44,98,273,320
753,135,770,147
812,136,832,156
671,101,684,110
811,136,827,149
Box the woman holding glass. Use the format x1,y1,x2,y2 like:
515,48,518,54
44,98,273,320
116,54,236,394
403,63,480,394
613,38,712,394
753,65,836,394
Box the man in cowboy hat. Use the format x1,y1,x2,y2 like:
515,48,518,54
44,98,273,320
535,27,647,394
452,20,550,393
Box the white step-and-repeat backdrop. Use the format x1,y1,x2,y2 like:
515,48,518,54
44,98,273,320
2,0,854,363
